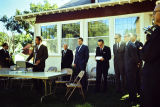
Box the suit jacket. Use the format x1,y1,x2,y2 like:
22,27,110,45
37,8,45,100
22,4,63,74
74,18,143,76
113,42,126,64
27,44,48,70
124,41,139,73
135,41,143,61
61,49,73,69
141,25,160,77
0,49,11,68
74,45,89,70
95,46,111,68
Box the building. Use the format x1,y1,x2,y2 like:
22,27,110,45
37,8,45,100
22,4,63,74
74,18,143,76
15,0,157,73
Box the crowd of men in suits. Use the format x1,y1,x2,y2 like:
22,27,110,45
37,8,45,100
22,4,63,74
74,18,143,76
61,38,111,92
113,33,143,104
0,3,160,106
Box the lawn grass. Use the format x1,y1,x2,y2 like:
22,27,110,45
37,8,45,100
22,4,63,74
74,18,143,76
0,84,139,107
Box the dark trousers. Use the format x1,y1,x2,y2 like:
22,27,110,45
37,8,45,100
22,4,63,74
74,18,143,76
96,63,109,92
74,65,87,92
126,71,137,101
26,62,44,93
33,65,44,93
136,69,141,95
33,65,44,72
114,62,125,92
141,71,160,107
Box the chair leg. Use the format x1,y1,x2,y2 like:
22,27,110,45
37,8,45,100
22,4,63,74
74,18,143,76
65,87,71,96
54,83,58,94
79,88,82,95
49,80,53,94
67,87,76,101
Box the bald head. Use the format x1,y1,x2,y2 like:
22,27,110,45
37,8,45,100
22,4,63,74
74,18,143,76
63,44,68,50
124,34,131,43
114,34,121,43
130,33,137,42
153,3,160,26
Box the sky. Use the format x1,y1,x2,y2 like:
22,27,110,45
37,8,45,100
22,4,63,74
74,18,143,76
0,0,71,33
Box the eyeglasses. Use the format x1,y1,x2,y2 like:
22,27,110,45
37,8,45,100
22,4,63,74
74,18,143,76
153,10,160,15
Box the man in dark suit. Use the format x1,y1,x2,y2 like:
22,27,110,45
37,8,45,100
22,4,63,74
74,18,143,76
0,43,13,68
130,34,143,95
124,34,139,102
95,39,111,92
26,36,48,72
74,37,89,91
61,44,73,69
141,3,160,107
113,34,126,93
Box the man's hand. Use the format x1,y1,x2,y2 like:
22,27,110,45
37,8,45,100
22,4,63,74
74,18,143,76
100,58,104,61
6,58,10,61
73,64,76,67
35,60,40,65
137,62,141,68
139,46,142,50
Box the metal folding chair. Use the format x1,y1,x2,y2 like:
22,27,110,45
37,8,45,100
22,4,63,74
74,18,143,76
54,68,73,94
87,67,96,91
65,71,85,101
47,67,57,72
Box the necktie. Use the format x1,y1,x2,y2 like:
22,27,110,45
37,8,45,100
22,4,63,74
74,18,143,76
34,46,38,64
63,50,66,56
117,43,119,49
35,46,38,53
78,45,82,52
100,48,103,53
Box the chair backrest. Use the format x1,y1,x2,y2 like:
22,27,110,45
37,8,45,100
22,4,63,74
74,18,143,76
61,68,73,75
62,68,73,82
73,71,85,84
47,67,57,72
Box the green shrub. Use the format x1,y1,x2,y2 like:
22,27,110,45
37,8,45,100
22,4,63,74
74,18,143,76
75,103,93,107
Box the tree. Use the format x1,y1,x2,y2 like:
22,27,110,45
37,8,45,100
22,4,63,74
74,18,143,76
0,0,58,53
30,0,58,13
0,32,9,46
0,15,33,53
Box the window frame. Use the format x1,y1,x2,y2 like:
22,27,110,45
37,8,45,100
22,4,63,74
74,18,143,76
37,12,151,56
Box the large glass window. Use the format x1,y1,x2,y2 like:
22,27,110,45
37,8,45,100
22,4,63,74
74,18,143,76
41,24,58,55
62,22,80,53
115,16,140,40
88,19,109,53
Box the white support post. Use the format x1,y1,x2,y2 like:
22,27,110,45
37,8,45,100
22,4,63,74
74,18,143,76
109,17,115,55
81,20,88,45
140,13,152,43
80,20,84,38
34,24,41,44
57,23,62,55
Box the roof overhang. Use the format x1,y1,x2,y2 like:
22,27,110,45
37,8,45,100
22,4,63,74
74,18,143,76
15,0,148,23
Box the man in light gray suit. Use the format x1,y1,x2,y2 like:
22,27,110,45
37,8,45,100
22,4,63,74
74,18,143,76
113,34,126,93
124,33,139,103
